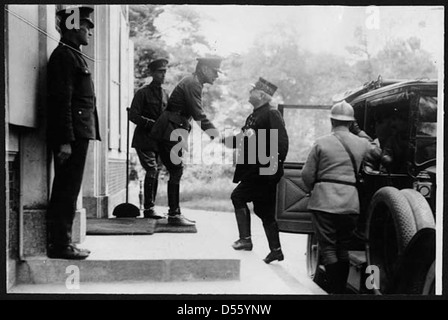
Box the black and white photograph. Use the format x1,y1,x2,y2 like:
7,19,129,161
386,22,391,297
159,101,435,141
2,2,445,302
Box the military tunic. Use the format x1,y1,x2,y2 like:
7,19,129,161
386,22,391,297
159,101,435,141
129,81,168,150
301,126,375,266
228,102,289,251
46,38,100,248
231,103,289,184
150,73,219,146
128,81,168,210
47,39,100,145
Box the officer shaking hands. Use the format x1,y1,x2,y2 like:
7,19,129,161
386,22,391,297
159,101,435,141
222,78,289,264
148,57,223,227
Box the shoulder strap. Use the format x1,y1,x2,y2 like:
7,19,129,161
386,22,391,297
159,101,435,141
333,133,359,182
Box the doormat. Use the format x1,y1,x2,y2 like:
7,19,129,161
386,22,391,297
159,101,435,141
155,218,197,233
86,218,156,235
86,218,197,235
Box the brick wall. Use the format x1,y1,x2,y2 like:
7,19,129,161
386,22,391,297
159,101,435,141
8,155,20,260
108,159,126,196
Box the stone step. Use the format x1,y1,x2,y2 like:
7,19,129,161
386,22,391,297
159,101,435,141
17,257,240,285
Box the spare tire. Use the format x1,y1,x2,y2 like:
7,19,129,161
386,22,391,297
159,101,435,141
365,186,417,293
400,189,435,230
392,228,436,294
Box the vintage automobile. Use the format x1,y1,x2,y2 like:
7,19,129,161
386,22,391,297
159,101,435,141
276,77,438,294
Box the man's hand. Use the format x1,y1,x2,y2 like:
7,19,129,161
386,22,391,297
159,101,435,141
57,143,72,164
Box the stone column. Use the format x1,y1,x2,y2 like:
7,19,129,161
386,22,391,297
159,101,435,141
83,5,110,219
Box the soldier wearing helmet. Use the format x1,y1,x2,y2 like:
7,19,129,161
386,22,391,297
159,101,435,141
301,100,380,294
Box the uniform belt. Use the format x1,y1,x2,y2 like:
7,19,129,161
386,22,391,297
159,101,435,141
316,178,356,187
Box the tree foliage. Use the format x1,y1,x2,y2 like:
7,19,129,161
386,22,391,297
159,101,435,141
129,6,438,131
129,5,167,90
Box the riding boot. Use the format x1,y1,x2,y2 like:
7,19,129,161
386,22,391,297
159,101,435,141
263,221,281,251
232,208,252,250
143,176,164,219
167,182,195,226
325,261,349,294
262,222,284,263
153,175,159,203
324,263,339,294
336,260,350,294
167,182,180,216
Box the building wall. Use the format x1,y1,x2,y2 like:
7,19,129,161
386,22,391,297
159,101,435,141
5,4,134,289
105,5,134,217
5,4,55,289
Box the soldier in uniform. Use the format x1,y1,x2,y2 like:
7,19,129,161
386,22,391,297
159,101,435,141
301,101,379,293
129,58,169,219
46,6,100,259
149,57,222,226
222,78,289,264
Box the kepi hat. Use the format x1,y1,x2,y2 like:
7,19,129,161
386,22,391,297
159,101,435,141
251,77,278,96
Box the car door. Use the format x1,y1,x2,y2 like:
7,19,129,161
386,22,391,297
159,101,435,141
276,104,332,233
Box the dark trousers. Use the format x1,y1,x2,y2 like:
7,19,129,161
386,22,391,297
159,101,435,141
136,149,162,209
231,180,281,250
47,139,89,247
311,211,357,265
156,141,183,214
157,141,183,184
231,180,277,224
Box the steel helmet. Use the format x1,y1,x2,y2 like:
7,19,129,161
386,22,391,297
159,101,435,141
330,101,355,121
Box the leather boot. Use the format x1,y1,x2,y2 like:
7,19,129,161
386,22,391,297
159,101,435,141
263,249,284,264
167,182,195,226
263,222,284,263
232,208,253,251
325,261,349,294
143,176,164,219
324,263,339,294
264,222,281,250
336,260,350,294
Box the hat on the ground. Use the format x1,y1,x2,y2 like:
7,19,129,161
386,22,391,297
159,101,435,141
57,5,94,29
251,77,278,96
196,57,223,73
149,58,169,72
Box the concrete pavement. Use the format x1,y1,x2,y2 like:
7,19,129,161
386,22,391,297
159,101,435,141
9,207,326,295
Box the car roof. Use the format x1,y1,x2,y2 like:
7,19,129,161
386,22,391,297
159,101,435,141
333,78,437,105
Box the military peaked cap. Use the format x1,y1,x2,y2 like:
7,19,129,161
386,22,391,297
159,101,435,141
57,5,94,29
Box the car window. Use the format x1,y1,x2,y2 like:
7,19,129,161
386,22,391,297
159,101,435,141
417,95,437,137
281,106,331,163
415,95,437,164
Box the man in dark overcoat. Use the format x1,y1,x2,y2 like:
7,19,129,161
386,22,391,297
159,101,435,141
46,6,100,259
222,78,289,264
